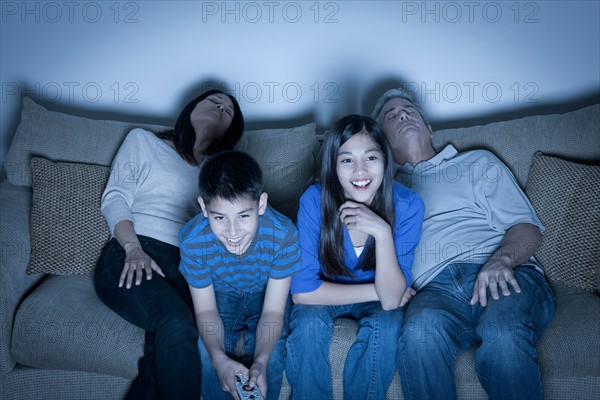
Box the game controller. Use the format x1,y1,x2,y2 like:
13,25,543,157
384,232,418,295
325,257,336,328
235,372,264,400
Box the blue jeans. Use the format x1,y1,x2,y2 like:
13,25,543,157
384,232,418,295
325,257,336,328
398,263,555,400
95,236,201,400
286,301,403,400
198,290,291,400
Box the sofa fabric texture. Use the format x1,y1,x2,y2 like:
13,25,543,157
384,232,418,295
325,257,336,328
1,97,599,399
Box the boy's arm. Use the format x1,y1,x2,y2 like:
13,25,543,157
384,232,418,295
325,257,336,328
248,276,291,395
189,283,246,399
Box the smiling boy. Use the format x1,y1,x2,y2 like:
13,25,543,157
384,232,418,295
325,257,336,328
178,150,301,400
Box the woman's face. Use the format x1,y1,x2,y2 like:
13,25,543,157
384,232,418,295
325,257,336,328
190,93,235,139
335,132,384,205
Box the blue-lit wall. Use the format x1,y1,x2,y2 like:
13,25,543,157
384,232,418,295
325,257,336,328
1,1,599,171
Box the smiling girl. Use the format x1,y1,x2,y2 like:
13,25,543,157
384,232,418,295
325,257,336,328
285,114,425,399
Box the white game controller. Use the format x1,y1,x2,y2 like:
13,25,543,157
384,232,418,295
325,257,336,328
235,372,264,400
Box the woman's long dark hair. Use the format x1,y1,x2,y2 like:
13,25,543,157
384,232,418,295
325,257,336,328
158,90,244,164
318,114,396,278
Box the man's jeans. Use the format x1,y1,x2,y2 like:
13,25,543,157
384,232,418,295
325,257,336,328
286,301,403,400
95,236,201,400
398,263,555,400
198,290,291,400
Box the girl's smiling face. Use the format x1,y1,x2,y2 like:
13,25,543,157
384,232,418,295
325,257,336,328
336,132,384,205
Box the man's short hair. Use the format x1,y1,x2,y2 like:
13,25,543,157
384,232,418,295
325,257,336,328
198,150,264,204
371,88,430,127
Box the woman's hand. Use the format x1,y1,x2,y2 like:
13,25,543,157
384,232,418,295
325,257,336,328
119,243,165,289
339,200,391,241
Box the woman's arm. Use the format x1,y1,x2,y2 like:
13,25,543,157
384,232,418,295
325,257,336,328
112,220,164,289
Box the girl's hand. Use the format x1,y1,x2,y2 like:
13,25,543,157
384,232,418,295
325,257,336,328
120,243,165,289
339,201,391,241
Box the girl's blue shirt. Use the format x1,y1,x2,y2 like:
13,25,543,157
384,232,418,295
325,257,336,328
290,182,425,294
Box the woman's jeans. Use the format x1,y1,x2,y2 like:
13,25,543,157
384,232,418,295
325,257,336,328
198,290,291,400
398,263,555,400
95,236,201,400
286,301,403,400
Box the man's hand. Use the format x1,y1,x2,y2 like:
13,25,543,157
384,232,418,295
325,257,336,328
119,243,165,288
399,287,416,307
470,261,521,307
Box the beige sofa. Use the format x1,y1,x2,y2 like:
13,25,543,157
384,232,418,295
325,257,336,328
1,97,599,399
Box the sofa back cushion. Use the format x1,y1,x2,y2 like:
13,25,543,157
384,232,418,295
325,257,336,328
431,104,600,187
4,97,169,187
5,96,316,232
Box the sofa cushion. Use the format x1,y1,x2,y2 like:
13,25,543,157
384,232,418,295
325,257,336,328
27,157,110,275
11,274,144,378
235,123,317,220
4,97,169,187
536,282,600,377
432,104,600,188
5,97,317,222
525,153,600,292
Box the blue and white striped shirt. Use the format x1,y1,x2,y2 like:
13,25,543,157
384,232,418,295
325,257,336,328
179,205,301,293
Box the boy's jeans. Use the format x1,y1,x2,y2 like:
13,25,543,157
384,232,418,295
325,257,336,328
198,290,291,400
398,263,555,400
285,301,403,400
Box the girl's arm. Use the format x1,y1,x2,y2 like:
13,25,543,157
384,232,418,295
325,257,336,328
292,281,378,305
293,185,381,306
189,284,246,399
339,201,406,310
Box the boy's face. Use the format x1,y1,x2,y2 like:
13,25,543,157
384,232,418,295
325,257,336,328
198,193,268,255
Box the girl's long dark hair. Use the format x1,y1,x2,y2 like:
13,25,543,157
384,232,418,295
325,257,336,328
318,115,396,278
158,90,244,164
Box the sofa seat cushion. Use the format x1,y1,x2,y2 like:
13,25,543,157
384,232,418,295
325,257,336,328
11,274,144,379
537,282,600,378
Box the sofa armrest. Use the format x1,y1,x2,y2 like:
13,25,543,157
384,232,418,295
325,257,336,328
0,181,43,374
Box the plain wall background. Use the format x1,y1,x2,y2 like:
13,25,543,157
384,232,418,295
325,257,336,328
1,0,599,175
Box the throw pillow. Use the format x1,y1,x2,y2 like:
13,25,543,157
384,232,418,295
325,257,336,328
27,157,111,275
525,152,600,291
235,123,318,221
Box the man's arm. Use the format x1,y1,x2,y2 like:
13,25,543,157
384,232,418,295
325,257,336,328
470,223,542,306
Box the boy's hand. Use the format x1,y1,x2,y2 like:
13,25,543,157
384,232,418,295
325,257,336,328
248,361,267,398
214,356,247,399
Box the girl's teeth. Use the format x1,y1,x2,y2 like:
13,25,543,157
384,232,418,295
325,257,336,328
352,180,371,187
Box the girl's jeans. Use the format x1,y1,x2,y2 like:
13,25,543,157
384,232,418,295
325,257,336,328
95,236,201,400
286,301,403,400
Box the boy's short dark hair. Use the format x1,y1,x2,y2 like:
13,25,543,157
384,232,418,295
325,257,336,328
198,150,264,204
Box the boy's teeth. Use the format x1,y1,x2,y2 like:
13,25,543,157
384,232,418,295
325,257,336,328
352,180,371,187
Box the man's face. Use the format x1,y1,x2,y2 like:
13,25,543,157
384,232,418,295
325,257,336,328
198,193,268,255
378,97,432,150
